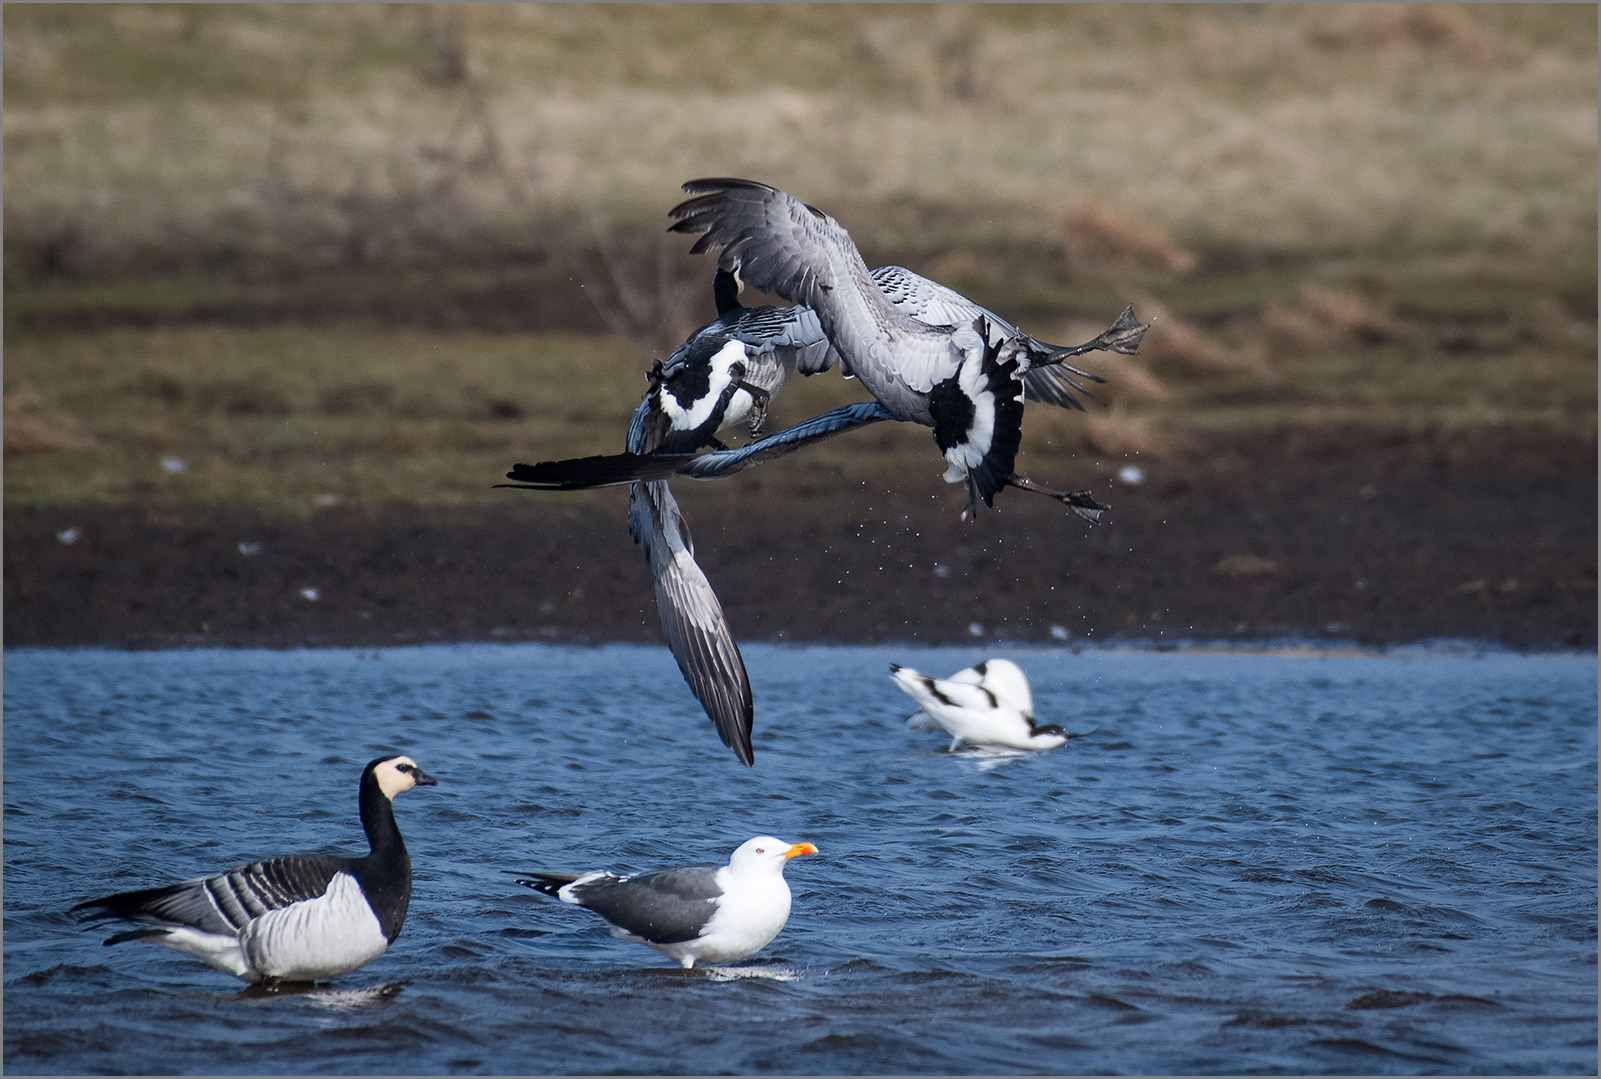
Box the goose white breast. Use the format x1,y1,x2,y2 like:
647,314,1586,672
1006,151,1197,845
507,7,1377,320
72,755,437,985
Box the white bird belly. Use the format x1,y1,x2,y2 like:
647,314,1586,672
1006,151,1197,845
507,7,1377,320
667,876,792,966
146,926,255,981
239,872,390,982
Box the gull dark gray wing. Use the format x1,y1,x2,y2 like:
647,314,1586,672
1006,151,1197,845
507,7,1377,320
567,866,723,944
73,855,348,936
629,478,753,765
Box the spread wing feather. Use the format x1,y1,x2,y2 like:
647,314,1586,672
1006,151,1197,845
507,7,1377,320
629,478,754,765
671,179,963,411
871,265,1105,411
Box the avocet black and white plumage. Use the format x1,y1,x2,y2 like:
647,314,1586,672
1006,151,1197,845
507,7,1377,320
891,659,1067,752
514,836,817,968
670,178,1148,520
71,755,437,985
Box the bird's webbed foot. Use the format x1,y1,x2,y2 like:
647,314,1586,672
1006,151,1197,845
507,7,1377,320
1005,473,1110,524
737,381,771,436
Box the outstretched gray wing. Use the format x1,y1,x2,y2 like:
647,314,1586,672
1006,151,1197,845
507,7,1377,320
676,401,896,480
670,178,963,412
629,478,753,766
499,402,895,492
870,265,1105,411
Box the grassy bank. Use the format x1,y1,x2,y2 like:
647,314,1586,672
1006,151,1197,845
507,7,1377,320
4,4,1595,512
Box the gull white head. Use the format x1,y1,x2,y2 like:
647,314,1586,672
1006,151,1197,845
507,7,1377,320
728,836,817,876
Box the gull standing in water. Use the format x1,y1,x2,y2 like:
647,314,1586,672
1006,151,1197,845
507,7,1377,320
513,836,817,968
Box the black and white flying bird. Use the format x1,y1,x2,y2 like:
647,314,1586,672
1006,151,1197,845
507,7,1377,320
72,755,437,985
514,835,817,968
506,261,1132,523
891,659,1068,752
503,269,844,766
635,267,839,456
669,177,1148,520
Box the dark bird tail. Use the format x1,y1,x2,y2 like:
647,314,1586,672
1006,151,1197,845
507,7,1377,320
71,884,178,923
497,452,697,491
512,872,582,898
104,926,173,947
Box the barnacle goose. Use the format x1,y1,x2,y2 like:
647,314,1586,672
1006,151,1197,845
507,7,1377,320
513,836,817,968
669,178,1148,521
72,755,437,985
891,659,1068,752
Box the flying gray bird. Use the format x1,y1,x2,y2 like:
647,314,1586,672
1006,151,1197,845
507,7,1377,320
668,177,1148,520
503,269,852,765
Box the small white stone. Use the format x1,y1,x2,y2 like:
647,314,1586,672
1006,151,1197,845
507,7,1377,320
55,527,80,545
299,587,320,601
1118,465,1144,485
161,457,187,473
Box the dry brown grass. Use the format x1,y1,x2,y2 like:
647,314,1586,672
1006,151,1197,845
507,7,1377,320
4,5,1594,283
4,386,96,455
1260,285,1411,359
1063,205,1196,276
4,5,1594,510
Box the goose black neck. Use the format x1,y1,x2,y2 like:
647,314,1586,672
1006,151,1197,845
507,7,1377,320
355,769,413,941
358,772,406,860
712,268,743,316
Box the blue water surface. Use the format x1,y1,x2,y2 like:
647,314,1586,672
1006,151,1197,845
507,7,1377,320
4,642,1596,1075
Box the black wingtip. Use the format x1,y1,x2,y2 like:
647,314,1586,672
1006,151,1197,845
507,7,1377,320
497,453,694,491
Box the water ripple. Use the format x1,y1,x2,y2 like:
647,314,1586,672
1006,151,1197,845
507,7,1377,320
4,643,1595,1074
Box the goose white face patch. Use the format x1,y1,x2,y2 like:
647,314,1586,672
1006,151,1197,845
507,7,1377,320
374,756,421,799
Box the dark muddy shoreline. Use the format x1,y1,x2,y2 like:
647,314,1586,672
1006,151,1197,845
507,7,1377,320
5,429,1595,652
